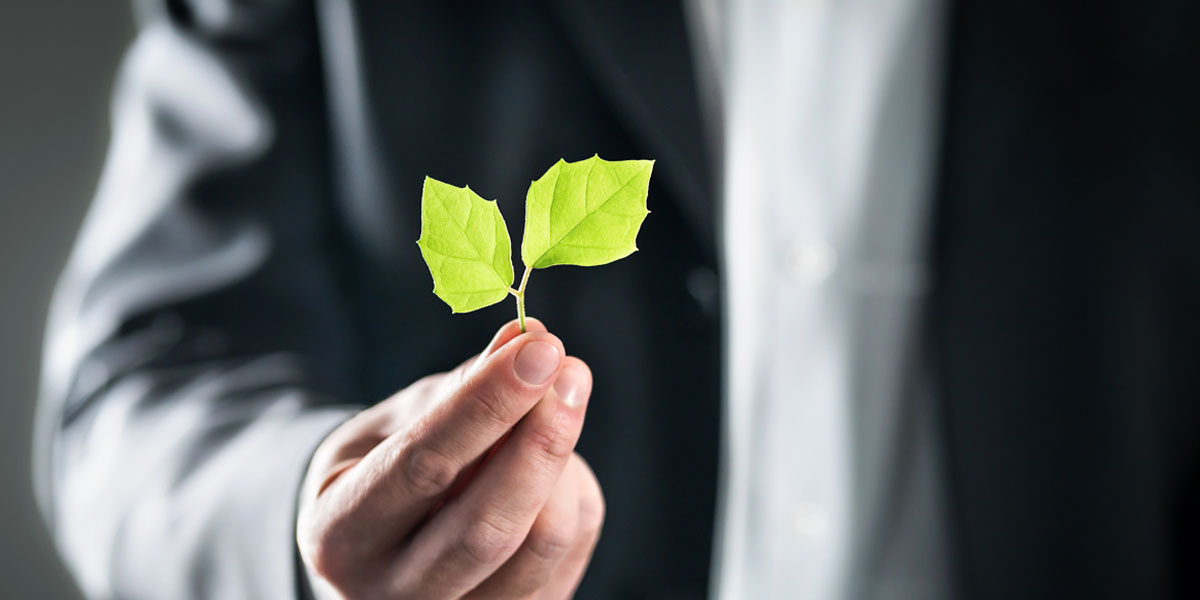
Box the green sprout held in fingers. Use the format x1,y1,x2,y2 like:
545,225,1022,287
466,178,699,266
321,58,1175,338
417,155,654,332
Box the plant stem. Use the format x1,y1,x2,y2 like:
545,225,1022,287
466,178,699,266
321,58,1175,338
515,266,532,333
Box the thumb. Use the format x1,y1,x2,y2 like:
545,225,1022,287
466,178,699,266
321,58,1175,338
453,318,551,379
480,317,549,359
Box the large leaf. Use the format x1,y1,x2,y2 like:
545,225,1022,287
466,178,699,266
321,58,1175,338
417,177,514,313
521,156,653,269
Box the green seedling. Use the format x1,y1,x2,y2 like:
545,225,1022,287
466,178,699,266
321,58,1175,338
417,155,653,332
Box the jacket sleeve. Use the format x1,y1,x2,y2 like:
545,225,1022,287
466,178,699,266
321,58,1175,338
33,1,361,597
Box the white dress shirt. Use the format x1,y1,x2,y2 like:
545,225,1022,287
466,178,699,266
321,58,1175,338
687,0,951,598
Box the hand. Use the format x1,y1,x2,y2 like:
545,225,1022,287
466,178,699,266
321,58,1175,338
297,318,603,600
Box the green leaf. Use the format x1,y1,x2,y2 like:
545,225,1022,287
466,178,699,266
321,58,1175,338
417,177,514,313
521,155,653,269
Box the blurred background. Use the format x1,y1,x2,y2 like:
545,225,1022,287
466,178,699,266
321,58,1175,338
0,3,130,598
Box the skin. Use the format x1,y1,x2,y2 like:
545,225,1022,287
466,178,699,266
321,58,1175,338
297,318,604,599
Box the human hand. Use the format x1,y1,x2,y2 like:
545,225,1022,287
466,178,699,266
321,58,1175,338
297,319,603,599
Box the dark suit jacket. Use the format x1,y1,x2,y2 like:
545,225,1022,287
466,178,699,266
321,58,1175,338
35,0,1200,598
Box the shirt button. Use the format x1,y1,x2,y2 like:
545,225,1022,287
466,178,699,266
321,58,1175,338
791,501,830,539
687,266,718,317
784,240,837,284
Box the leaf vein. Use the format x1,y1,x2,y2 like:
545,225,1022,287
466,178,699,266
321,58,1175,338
532,163,648,265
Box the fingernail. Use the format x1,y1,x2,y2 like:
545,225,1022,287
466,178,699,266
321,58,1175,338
513,341,560,385
553,366,589,408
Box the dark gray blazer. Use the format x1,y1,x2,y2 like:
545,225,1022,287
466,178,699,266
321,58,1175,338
36,0,1200,598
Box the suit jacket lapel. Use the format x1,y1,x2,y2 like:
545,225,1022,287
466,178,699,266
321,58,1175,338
547,0,717,253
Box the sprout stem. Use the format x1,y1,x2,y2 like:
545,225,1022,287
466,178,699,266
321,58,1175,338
515,266,532,333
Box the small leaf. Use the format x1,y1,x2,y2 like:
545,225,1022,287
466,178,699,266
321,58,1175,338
417,177,514,313
521,155,653,269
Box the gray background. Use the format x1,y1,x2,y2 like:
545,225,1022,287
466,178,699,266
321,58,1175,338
0,3,131,598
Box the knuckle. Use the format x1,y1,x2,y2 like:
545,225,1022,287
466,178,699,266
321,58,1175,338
527,418,575,462
578,478,606,537
411,371,446,390
402,444,458,497
579,499,605,540
469,384,520,428
524,512,577,561
461,515,523,566
301,528,352,583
